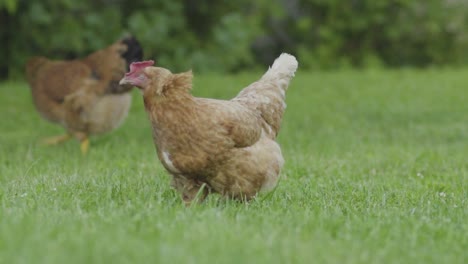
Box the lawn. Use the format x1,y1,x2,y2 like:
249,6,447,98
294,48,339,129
0,69,467,263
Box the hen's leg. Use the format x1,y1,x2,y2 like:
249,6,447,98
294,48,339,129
171,176,210,206
80,137,90,155
41,134,72,145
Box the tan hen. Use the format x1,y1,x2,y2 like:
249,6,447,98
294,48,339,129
120,53,298,203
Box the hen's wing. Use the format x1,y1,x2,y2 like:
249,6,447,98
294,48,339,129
27,58,93,101
26,57,95,123
196,98,263,148
62,78,101,132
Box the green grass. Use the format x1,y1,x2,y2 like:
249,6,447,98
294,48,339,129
0,69,467,264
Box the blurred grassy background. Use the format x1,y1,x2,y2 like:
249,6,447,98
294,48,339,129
2,0,468,79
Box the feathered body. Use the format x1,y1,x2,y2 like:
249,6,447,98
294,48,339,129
120,54,298,202
25,37,143,147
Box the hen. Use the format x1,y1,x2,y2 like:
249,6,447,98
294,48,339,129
119,53,298,203
25,36,143,153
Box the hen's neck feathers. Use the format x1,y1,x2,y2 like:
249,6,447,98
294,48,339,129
143,87,194,114
143,70,194,111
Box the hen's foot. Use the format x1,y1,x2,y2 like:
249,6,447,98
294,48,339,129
80,138,90,155
183,183,210,207
171,176,210,206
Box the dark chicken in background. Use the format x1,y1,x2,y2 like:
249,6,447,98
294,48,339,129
25,36,143,153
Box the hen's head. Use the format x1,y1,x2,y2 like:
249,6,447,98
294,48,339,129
120,60,192,97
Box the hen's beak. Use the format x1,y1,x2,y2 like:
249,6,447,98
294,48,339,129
119,77,136,90
119,77,131,86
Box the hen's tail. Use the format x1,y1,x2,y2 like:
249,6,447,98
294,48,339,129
234,53,298,138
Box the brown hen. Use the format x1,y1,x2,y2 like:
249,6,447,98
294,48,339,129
25,36,143,153
120,54,298,203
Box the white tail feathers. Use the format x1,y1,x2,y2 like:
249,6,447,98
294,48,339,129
263,53,298,80
233,52,298,138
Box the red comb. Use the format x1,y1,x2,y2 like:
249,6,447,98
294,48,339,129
126,60,155,76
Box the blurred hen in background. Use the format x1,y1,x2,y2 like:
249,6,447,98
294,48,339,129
25,36,143,154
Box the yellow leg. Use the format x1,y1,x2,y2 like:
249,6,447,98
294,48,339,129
41,134,72,145
80,137,90,155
